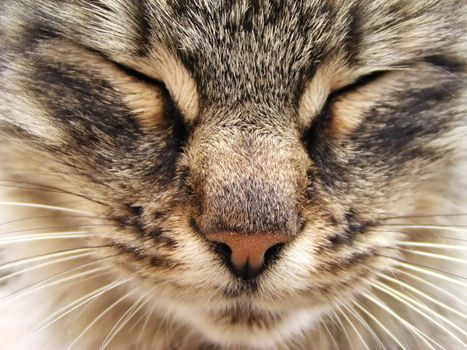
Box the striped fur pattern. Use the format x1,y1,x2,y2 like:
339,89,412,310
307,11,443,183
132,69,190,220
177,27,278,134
0,1,466,349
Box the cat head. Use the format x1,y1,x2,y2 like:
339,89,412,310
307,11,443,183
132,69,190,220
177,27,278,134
1,0,466,347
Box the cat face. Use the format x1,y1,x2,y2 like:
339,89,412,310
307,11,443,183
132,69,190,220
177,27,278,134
1,0,466,347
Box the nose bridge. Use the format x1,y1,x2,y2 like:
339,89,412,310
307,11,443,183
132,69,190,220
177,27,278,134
191,129,302,235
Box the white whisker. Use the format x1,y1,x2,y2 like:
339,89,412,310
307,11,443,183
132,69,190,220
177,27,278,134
401,249,467,264
137,303,154,350
4,265,110,306
0,252,93,284
331,308,355,350
372,281,466,347
66,290,135,350
0,215,107,227
338,304,371,350
0,233,92,245
362,292,441,350
379,224,467,231
374,230,466,242
394,260,467,287
1,259,113,306
353,300,407,350
321,319,340,350
379,214,467,221
378,272,467,321
397,242,467,250
394,267,467,307
0,247,100,272
0,180,108,204
0,202,93,215
342,302,386,350
99,292,152,350
0,224,113,236
21,277,131,346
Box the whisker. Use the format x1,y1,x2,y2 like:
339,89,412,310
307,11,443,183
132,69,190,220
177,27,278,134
0,254,113,305
137,303,154,350
0,224,114,236
377,272,467,321
353,300,407,350
99,291,152,350
0,232,93,245
372,281,467,347
337,304,371,350
317,317,323,350
378,224,467,231
0,214,111,227
379,214,467,221
1,265,110,306
321,319,340,350
344,302,386,350
375,254,467,283
22,277,131,346
149,311,170,350
0,180,108,205
0,202,93,215
394,267,467,307
400,249,467,265
397,242,467,250
127,301,152,333
330,308,355,350
361,292,441,350
0,252,94,284
0,246,101,271
66,290,135,350
373,230,467,242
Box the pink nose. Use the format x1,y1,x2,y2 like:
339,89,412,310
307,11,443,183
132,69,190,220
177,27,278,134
206,231,292,279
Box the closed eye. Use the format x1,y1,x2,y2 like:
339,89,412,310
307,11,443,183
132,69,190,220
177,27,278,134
316,69,390,125
113,61,165,88
303,69,391,150
328,70,389,102
111,61,188,142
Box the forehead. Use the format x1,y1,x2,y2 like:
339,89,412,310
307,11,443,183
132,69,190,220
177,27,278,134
148,1,352,104
14,0,462,116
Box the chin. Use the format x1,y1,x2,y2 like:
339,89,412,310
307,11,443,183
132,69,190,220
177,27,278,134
178,304,322,349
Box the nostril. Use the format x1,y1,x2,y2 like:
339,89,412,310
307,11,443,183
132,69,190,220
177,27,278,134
264,243,285,268
129,205,144,216
212,242,232,266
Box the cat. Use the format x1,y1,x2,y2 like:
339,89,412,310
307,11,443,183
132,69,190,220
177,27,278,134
0,0,466,349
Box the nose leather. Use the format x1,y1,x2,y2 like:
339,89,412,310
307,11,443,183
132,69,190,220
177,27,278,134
206,231,292,274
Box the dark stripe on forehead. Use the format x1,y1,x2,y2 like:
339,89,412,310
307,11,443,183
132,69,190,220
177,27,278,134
137,0,153,56
344,2,363,66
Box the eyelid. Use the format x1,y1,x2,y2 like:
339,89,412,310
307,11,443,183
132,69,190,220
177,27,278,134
307,70,390,135
114,61,166,88
329,70,388,99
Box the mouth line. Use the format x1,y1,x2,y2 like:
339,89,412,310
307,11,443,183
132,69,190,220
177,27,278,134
207,305,283,328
